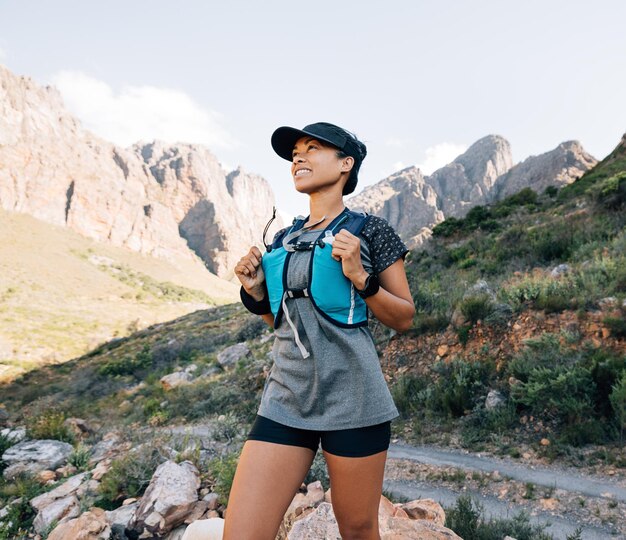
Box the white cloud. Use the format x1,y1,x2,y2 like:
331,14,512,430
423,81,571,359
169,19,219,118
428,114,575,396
417,142,467,175
50,70,238,150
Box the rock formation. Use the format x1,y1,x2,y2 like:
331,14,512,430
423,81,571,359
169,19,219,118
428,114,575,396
347,134,597,249
0,64,283,279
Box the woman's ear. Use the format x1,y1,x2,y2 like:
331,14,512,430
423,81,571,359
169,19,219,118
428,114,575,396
341,156,354,173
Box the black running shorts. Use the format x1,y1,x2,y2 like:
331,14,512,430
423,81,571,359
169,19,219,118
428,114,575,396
246,414,392,457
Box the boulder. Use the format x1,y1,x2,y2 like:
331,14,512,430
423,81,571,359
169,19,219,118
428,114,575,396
127,460,201,537
0,426,26,443
379,516,462,539
287,502,340,539
216,342,250,369
485,389,506,410
2,439,73,479
288,495,461,540
89,431,126,465
180,517,225,540
31,472,88,510
47,507,111,540
161,371,194,390
33,495,80,534
398,499,446,526
105,501,139,529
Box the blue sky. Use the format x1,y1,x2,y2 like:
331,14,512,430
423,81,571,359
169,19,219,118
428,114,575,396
1,0,625,222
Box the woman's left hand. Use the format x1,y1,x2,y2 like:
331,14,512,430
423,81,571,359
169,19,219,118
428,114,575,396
330,229,366,281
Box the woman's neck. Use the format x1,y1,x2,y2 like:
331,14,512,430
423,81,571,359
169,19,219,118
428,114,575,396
305,203,346,230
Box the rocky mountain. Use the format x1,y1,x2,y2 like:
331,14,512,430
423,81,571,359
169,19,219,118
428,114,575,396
347,135,597,248
0,64,283,279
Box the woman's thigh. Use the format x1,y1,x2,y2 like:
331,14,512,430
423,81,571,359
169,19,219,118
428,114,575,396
320,422,391,537
222,416,319,540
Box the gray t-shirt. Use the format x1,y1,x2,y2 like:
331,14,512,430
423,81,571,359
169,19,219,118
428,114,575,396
256,214,409,431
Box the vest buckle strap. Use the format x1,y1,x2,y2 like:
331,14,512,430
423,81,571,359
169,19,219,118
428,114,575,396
293,241,314,251
286,288,310,298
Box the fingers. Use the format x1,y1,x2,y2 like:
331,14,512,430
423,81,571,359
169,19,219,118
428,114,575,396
236,246,263,278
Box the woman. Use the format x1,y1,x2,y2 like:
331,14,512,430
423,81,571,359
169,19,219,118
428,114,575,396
226,121,415,540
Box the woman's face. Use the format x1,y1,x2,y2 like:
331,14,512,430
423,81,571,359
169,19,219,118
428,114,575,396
290,136,353,194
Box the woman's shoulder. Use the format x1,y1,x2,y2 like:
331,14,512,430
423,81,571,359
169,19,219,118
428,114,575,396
359,213,397,239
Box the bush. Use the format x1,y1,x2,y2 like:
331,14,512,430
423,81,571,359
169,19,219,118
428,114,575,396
391,373,430,418
304,450,329,490
459,293,495,324
610,371,626,443
67,443,91,471
427,358,494,418
98,343,153,378
508,334,624,445
604,315,626,338
206,452,239,507
212,411,244,443
98,444,165,507
444,493,553,540
460,401,518,449
26,410,75,444
589,171,626,210
0,474,47,539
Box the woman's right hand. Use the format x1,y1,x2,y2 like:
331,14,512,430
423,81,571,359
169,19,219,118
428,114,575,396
235,246,266,300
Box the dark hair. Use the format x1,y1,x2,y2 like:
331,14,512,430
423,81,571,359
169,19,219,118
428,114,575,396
318,128,367,196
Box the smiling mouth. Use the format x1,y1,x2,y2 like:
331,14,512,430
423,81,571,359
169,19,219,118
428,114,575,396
294,169,312,177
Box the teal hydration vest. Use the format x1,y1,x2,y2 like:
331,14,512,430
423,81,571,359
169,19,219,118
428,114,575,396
261,208,370,358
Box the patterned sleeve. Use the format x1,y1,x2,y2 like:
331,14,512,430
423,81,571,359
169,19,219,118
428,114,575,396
360,215,409,275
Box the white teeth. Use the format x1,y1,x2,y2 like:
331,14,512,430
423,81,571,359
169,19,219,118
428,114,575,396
295,169,311,176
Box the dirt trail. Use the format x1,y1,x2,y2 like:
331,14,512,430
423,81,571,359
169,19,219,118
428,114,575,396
161,425,625,538
385,441,625,539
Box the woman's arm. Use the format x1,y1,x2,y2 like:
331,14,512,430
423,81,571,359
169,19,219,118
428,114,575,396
260,311,275,328
352,260,415,333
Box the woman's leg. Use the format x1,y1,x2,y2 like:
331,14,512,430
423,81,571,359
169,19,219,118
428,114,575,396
320,421,391,540
222,414,319,540
322,448,387,540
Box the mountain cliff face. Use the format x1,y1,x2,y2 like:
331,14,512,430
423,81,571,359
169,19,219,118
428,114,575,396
347,135,597,248
0,63,600,265
0,65,283,278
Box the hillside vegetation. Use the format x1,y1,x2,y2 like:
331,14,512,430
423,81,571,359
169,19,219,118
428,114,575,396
0,209,239,382
0,135,625,538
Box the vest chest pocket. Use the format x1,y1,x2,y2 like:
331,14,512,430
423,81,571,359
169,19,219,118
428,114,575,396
310,246,354,320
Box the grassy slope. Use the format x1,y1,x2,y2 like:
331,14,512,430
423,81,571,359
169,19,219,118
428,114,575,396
0,208,239,381
1,134,625,462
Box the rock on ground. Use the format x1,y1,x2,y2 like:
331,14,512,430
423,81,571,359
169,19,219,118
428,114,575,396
2,439,73,479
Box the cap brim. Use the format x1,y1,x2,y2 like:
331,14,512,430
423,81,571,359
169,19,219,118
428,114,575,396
271,126,341,162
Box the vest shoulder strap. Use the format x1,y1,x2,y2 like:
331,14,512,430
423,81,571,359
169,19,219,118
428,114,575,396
268,209,369,249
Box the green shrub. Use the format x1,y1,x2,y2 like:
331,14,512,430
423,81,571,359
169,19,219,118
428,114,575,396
459,293,495,324
212,411,244,443
460,401,518,449
0,474,47,539
304,450,329,490
206,452,239,507
544,185,559,197
98,445,165,507
610,371,626,443
589,171,626,210
98,343,153,378
527,223,576,262
604,315,626,338
428,358,494,418
391,373,430,418
444,493,552,540
26,410,75,444
432,216,463,237
67,443,91,471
